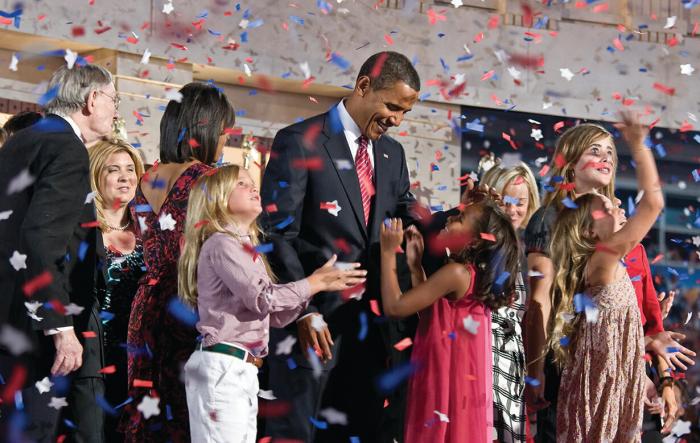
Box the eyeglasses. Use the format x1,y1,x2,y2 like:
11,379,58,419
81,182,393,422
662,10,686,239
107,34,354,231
97,90,120,110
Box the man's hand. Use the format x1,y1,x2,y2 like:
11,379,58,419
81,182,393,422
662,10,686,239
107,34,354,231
524,371,550,413
51,329,83,376
646,330,696,371
297,313,333,363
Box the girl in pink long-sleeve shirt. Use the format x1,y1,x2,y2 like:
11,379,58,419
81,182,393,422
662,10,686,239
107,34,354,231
178,164,365,443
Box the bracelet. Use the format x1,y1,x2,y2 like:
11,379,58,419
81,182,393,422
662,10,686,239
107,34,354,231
659,376,674,389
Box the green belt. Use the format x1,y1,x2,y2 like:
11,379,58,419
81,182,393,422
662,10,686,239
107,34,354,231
202,343,248,361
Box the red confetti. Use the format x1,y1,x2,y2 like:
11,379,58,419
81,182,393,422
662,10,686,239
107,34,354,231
147,278,158,286
679,121,694,132
319,202,337,210
132,379,153,388
592,3,609,13
98,365,116,374
126,36,139,44
479,233,496,242
82,331,97,338
487,15,500,29
171,43,188,51
302,123,322,148
595,243,618,255
558,182,576,191
538,164,550,177
223,127,243,136
188,138,200,149
265,204,278,213
473,32,484,43
554,154,566,168
291,157,323,171
257,400,291,418
369,300,382,316
393,337,413,351
384,34,394,45
1,365,27,404
22,271,53,297
481,70,495,81
553,121,565,133
612,38,624,51
334,238,351,254
591,210,607,220
651,254,664,264
48,300,66,315
653,82,675,96
194,220,209,229
71,26,85,37
81,221,100,228
649,118,660,130
428,231,473,256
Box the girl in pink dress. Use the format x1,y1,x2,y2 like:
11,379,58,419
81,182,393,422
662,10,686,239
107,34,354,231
380,195,521,443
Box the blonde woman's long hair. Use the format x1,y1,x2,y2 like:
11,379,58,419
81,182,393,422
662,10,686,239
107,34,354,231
178,164,273,307
490,162,541,228
88,139,145,231
542,124,617,209
547,193,600,366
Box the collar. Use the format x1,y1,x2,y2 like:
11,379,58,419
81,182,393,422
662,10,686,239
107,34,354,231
53,113,84,142
225,223,253,239
337,100,364,143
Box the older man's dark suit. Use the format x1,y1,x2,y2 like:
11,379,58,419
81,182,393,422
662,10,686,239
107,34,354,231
261,108,417,442
0,116,104,442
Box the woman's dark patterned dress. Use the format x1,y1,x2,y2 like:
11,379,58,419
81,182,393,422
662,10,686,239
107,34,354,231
121,162,211,442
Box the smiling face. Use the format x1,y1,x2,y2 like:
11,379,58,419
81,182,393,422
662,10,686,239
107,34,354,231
99,151,137,207
589,194,627,241
502,178,530,230
573,135,616,193
87,83,119,141
226,170,262,224
351,78,418,141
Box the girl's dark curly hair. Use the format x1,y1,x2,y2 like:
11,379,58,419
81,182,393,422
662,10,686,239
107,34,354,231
450,200,520,310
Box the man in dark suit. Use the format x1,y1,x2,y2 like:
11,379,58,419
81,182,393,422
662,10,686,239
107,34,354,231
261,51,420,443
0,64,118,442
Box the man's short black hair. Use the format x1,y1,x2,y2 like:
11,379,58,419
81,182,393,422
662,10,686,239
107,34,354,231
357,51,420,92
4,111,43,136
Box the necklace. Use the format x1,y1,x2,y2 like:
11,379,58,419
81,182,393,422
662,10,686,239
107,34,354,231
105,219,131,231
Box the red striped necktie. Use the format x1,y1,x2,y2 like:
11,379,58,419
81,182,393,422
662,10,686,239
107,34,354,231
355,135,374,226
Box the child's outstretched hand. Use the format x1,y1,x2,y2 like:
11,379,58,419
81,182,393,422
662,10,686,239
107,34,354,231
405,225,424,272
308,255,367,293
614,109,648,149
381,218,404,253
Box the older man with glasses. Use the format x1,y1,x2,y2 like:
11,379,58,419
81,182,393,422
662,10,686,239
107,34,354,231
0,63,119,442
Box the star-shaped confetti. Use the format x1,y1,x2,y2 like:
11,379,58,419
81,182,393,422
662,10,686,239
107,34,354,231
319,407,348,425
560,68,574,81
531,128,543,141
275,335,296,356
681,64,695,76
664,16,677,29
507,66,521,80
671,419,691,436
158,213,176,231
35,376,53,394
162,1,174,14
137,395,161,419
25,301,43,322
692,235,700,247
164,89,183,102
84,191,96,204
9,250,27,271
64,303,85,316
462,315,480,335
0,209,12,220
321,200,341,217
7,169,35,195
0,324,32,355
48,397,68,410
450,0,463,7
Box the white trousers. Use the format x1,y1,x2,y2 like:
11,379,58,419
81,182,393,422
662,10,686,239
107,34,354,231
184,349,259,443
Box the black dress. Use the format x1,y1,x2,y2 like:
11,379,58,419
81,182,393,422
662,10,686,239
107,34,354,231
98,241,145,443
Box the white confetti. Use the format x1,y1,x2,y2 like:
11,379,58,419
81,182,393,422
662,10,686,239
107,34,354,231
137,395,161,419
434,410,450,422
462,315,480,335
35,377,53,394
0,209,13,220
685,312,693,325
450,0,463,7
680,64,695,76
299,61,311,80
258,389,277,400
158,213,176,231
244,63,252,77
164,88,183,103
84,192,96,204
507,66,521,80
275,335,296,356
319,407,348,425
162,1,174,15
531,128,543,141
140,48,152,65
64,49,78,70
560,68,574,81
0,325,32,355
64,303,85,316
6,169,35,195
322,200,341,217
9,250,27,271
48,397,68,410
9,52,18,71
664,16,677,29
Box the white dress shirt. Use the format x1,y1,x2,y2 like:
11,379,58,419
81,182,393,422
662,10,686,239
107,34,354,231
336,100,374,171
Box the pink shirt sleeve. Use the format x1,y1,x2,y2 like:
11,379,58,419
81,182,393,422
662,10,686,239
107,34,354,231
209,236,311,325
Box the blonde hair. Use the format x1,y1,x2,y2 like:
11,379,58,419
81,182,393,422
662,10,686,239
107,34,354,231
88,139,145,231
547,193,600,366
492,163,541,228
178,164,273,307
542,124,617,209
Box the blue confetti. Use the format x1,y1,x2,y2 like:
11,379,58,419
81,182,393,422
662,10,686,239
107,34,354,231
628,196,636,217
166,404,173,421
196,9,209,19
440,58,449,73
150,178,166,189
654,144,666,158
309,416,328,429
465,118,484,133
495,272,510,286
429,205,444,212
503,195,519,205
78,241,89,262
207,29,221,36
235,109,247,117
95,396,118,416
289,15,305,25
350,437,361,443
630,275,642,282
286,357,297,370
254,243,274,254
693,169,700,182
559,336,570,346
240,31,248,43
375,362,417,394
274,215,294,230
524,376,541,386
562,197,578,209
177,127,187,143
278,181,289,188
327,105,343,134
666,267,679,277
0,8,22,28
167,297,198,326
693,134,700,144
551,175,565,183
247,18,264,28
330,52,351,71
418,92,431,101
63,419,77,429
358,311,368,341
38,85,60,107
134,204,153,213
100,310,115,323
447,331,456,340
